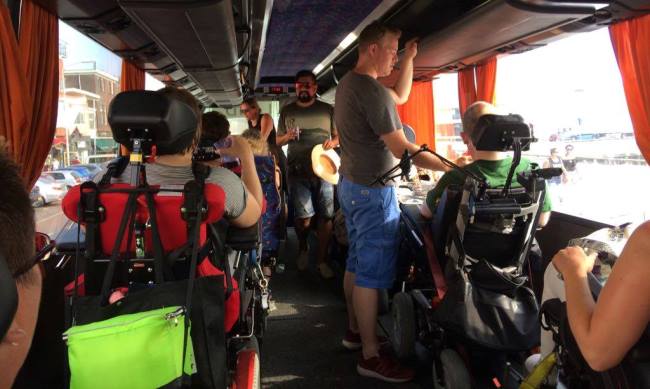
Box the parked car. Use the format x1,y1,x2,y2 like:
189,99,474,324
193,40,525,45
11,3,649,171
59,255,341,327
42,170,82,188
73,163,102,179
57,166,92,180
33,175,67,205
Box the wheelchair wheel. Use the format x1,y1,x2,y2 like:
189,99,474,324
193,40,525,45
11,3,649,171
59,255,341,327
432,349,471,389
234,336,261,389
391,292,416,359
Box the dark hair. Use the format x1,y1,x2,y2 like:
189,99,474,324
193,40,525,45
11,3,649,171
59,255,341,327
241,96,260,111
0,141,36,284
201,111,230,142
295,70,317,83
358,21,401,52
157,86,203,155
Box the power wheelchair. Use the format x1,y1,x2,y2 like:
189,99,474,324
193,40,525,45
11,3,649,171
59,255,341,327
389,114,560,388
524,225,650,389
56,91,266,388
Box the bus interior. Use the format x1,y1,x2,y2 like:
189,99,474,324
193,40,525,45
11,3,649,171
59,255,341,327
2,0,650,388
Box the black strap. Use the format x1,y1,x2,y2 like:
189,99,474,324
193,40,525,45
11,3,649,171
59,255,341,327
143,190,171,283
99,191,138,304
78,182,103,259
209,223,233,298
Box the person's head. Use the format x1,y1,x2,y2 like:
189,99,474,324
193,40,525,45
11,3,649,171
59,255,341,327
0,142,40,388
241,129,269,156
550,147,559,157
565,144,574,154
157,86,203,155
201,111,230,143
357,21,401,77
240,97,261,123
295,70,318,104
460,101,497,151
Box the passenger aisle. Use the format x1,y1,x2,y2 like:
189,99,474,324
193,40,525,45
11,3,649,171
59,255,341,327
260,229,426,388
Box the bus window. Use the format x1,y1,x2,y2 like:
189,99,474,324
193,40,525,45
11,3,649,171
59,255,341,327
433,73,462,162
494,27,649,225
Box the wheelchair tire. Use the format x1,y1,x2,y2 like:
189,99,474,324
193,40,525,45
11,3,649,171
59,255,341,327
432,349,471,389
234,336,261,389
391,292,416,359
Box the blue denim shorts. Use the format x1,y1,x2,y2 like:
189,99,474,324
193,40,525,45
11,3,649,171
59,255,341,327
338,176,400,289
289,176,335,219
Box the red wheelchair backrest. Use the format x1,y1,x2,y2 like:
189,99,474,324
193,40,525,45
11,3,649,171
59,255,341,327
62,183,225,255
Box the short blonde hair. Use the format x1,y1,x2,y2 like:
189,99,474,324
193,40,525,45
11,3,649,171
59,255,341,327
461,101,496,137
241,129,269,156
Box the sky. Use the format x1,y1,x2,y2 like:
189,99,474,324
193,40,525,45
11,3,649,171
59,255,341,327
59,21,164,89
434,27,634,138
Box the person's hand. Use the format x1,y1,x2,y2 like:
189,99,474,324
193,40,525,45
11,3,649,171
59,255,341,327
323,138,338,150
552,246,597,279
455,155,472,167
216,136,252,159
403,37,418,60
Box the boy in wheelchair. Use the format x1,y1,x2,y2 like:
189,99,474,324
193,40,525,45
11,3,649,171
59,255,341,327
418,101,552,227
393,103,559,387
59,88,265,388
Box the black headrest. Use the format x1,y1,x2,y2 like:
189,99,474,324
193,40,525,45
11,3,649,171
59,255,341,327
471,114,532,152
0,252,18,339
108,91,198,155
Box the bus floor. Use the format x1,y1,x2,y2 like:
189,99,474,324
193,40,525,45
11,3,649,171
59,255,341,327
261,228,428,389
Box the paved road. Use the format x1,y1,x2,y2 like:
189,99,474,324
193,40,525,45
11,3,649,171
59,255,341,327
35,201,68,239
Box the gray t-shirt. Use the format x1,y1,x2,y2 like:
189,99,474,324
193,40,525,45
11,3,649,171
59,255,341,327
114,163,247,220
334,72,402,187
278,100,335,177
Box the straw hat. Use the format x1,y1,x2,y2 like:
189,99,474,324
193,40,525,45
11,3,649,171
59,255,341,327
311,144,340,185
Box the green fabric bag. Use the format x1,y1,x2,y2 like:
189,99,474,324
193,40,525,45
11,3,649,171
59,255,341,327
64,306,195,389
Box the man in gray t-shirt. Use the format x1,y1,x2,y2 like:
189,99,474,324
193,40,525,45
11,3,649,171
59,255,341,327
277,70,339,279
334,21,447,384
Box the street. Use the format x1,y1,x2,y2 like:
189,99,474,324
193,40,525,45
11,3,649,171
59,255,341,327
35,201,68,239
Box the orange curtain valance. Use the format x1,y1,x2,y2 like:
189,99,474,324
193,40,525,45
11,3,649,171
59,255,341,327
120,60,145,92
457,57,497,115
396,81,436,151
610,14,650,163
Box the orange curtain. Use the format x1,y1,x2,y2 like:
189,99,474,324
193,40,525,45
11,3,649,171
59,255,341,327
18,0,59,189
0,4,32,171
610,14,650,163
457,57,497,115
396,81,436,150
457,67,477,115
120,60,145,92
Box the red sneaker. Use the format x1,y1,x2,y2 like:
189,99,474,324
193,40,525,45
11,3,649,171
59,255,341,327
341,330,389,351
357,354,415,383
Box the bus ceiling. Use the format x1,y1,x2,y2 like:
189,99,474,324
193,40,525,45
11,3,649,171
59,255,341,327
30,0,650,107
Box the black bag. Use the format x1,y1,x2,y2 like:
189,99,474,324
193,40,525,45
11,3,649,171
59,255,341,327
68,179,227,388
432,269,540,351
72,276,226,388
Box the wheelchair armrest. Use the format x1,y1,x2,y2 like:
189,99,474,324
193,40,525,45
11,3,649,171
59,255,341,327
226,222,260,251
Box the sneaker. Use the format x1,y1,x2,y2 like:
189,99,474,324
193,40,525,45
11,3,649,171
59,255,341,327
318,262,335,279
357,354,415,383
296,249,309,271
341,330,389,351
